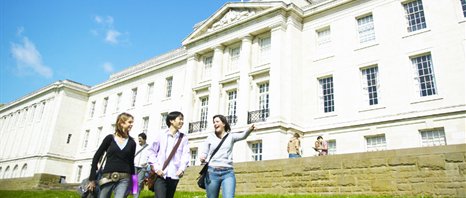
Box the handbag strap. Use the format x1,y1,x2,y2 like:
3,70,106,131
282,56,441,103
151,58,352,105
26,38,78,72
161,133,184,171
135,144,148,157
207,133,229,162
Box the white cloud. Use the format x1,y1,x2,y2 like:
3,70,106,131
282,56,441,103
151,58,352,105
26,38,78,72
93,15,124,44
102,62,114,73
105,30,121,44
10,36,53,78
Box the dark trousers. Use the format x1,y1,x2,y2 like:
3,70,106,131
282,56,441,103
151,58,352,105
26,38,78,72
154,176,179,198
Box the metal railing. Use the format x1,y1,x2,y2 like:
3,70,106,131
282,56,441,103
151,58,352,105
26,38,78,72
247,109,269,124
188,121,207,133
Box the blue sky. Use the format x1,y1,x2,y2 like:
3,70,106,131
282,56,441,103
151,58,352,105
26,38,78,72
0,0,234,104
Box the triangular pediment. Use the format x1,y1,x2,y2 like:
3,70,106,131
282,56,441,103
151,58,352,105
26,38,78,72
183,2,284,45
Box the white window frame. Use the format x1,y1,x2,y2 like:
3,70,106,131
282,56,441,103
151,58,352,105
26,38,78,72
420,128,446,147
102,97,108,115
258,82,270,119
227,90,238,125
131,88,138,107
356,14,376,43
166,77,173,98
200,97,209,130
258,36,271,64
161,113,168,129
319,76,335,113
250,141,263,161
327,139,336,155
366,135,386,152
83,130,90,149
316,26,331,46
76,165,83,182
361,66,380,106
403,0,427,32
228,46,240,73
146,82,154,103
142,116,149,134
202,56,213,80
89,101,95,118
190,148,198,166
411,53,437,97
115,92,122,112
96,127,102,148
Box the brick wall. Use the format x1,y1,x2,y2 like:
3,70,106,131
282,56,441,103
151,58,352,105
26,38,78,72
178,144,466,197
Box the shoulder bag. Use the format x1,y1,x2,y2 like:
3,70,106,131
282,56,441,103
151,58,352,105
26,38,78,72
197,133,229,189
145,133,184,192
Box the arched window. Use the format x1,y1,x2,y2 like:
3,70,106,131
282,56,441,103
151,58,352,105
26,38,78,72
20,164,27,177
12,165,19,178
4,166,10,179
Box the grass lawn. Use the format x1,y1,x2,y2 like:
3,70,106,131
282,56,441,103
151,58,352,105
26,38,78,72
0,190,401,198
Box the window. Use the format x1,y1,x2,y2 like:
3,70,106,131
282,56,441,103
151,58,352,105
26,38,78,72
147,83,154,103
412,54,437,97
76,165,83,182
166,77,173,98
403,0,427,32
0,167,2,179
116,93,122,112
131,88,138,107
20,164,27,177
67,134,72,144
96,127,102,147
83,130,90,149
190,148,198,166
316,27,331,46
227,90,238,125
202,56,213,80
111,124,115,133
421,128,446,147
89,101,95,118
161,113,168,129
357,14,375,43
366,135,386,152
259,83,270,119
4,166,10,179
142,116,149,134
30,105,36,122
361,66,379,105
102,97,108,115
250,141,262,161
12,165,18,178
228,46,240,72
327,140,336,155
319,77,335,113
200,97,209,130
258,36,271,64
462,0,466,17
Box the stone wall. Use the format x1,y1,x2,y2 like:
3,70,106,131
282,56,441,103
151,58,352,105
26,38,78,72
0,144,464,197
178,144,466,197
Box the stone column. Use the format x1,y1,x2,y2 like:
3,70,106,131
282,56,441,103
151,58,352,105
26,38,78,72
181,53,198,132
207,45,224,129
268,23,287,122
237,35,253,126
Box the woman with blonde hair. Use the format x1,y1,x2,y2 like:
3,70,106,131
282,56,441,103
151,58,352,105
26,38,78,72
87,112,137,198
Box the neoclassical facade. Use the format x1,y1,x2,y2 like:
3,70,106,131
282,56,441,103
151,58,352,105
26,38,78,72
1,0,465,184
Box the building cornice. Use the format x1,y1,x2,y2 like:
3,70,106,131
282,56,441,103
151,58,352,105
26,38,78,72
0,80,90,112
91,47,187,93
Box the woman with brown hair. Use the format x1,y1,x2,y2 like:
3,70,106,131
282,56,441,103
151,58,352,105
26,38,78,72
87,112,137,198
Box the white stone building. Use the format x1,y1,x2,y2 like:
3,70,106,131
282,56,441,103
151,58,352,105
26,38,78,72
1,0,465,184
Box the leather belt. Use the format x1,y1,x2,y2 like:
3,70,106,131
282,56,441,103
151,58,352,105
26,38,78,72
99,172,131,186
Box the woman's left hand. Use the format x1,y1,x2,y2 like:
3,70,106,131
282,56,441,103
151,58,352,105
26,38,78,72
249,124,256,131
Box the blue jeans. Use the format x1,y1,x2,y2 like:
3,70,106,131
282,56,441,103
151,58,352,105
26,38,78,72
99,178,130,198
205,167,235,198
133,167,148,198
289,153,301,158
